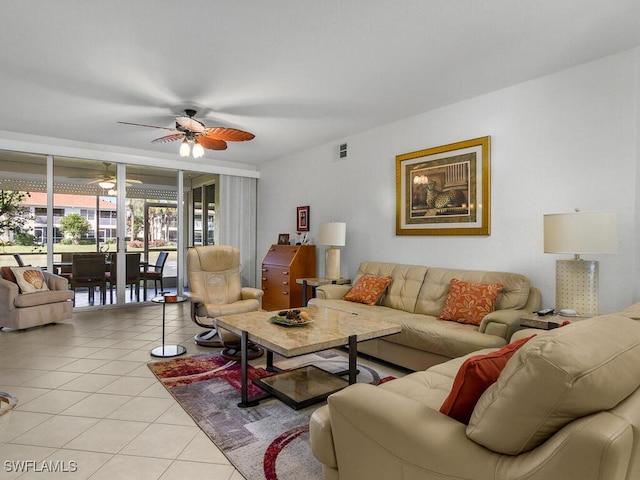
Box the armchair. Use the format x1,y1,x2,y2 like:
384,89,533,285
186,245,264,359
0,269,74,330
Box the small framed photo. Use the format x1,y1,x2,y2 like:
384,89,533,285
297,205,310,232
278,233,290,245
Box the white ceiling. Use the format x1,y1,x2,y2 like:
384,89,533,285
1,0,639,167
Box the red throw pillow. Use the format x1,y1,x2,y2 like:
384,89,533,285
439,335,535,424
1,266,17,284
343,275,392,306
439,278,503,326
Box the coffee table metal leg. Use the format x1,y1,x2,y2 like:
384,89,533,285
302,280,308,306
238,330,259,408
348,335,357,384
266,350,275,371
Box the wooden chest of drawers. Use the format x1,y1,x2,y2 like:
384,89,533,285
261,244,316,311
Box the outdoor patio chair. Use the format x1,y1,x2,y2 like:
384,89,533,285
70,253,107,306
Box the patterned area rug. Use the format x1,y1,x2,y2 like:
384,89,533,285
148,350,393,480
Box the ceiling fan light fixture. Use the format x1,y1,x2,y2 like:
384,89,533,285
192,142,205,158
98,180,115,189
119,109,254,158
179,138,191,157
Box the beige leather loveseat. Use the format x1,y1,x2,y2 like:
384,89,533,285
309,262,541,371
310,309,640,480
0,269,74,330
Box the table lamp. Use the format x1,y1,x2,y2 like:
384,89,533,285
543,211,617,316
319,222,346,279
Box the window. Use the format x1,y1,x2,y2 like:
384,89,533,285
80,208,95,220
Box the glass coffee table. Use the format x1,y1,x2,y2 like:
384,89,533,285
215,305,400,409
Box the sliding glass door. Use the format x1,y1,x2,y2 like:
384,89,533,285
0,152,187,308
190,178,218,247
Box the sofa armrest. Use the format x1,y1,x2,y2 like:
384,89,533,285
315,284,351,300
0,277,19,311
324,383,499,479
310,405,337,469
241,287,264,301
185,292,204,304
43,271,69,291
479,309,525,340
479,287,542,340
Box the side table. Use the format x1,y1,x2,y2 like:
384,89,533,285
519,312,590,330
150,294,188,358
296,277,351,306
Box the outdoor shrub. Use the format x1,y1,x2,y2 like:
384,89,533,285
14,233,36,246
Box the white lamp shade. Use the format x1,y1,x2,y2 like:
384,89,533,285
319,222,346,246
98,180,115,189
544,212,617,254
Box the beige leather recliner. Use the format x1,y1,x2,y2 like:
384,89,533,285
0,269,74,330
186,245,264,359
310,311,640,480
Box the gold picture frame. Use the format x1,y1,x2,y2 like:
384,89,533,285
396,136,490,236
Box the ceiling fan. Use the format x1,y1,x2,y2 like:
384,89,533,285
86,162,142,189
118,109,255,158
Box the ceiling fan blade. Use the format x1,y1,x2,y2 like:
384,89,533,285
151,133,185,144
202,127,255,142
118,121,177,132
86,178,136,186
175,116,205,133
196,136,227,150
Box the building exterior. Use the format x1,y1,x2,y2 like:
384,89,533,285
22,192,117,244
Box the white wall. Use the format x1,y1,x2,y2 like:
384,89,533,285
257,48,639,314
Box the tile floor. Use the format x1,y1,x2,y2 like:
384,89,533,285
0,301,242,479
0,301,407,480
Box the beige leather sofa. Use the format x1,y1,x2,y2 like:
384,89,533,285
309,262,541,371
310,309,640,480
0,270,74,330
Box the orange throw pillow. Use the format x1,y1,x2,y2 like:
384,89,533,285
343,275,392,306
439,335,535,424
439,278,503,325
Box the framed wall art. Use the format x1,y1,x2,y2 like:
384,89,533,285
297,205,310,232
396,136,491,236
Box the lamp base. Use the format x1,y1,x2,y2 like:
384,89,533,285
325,247,341,279
555,259,599,316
